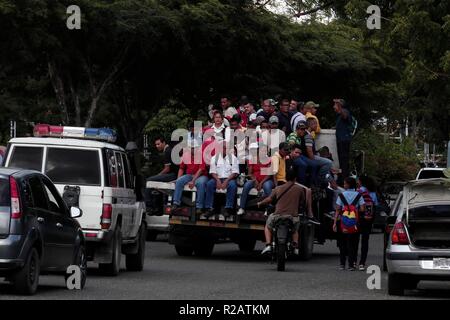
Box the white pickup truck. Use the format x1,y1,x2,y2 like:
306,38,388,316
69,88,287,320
3,124,147,276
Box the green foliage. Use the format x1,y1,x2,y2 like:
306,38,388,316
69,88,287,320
353,128,420,182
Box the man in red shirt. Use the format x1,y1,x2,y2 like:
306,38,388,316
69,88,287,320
237,143,273,215
172,147,208,213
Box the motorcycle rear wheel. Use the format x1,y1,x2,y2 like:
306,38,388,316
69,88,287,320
277,243,286,271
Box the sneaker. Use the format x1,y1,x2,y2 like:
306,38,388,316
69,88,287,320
339,265,346,271
261,245,272,255
348,266,356,271
237,208,245,216
218,214,225,221
358,265,366,271
199,214,208,220
204,208,215,218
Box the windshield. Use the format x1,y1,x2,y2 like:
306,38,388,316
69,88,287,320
45,148,101,186
417,170,445,180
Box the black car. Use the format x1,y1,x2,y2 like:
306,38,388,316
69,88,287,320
0,168,86,295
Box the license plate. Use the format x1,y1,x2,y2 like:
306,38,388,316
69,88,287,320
433,258,450,270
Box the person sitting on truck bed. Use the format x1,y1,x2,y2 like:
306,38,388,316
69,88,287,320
271,142,290,186
145,136,178,214
237,143,273,216
258,168,306,255
171,147,208,214
204,141,240,218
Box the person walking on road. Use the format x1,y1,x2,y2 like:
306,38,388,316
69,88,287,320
333,177,365,271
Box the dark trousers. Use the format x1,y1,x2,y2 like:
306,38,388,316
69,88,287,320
337,140,351,181
338,231,359,267
145,173,177,212
358,221,372,266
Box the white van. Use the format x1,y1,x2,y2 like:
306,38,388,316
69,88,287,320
3,126,147,276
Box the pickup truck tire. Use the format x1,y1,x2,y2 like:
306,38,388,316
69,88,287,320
238,239,257,252
277,243,286,271
126,223,146,271
12,248,40,295
194,242,214,257
299,223,314,261
388,273,405,296
175,245,194,256
99,226,122,276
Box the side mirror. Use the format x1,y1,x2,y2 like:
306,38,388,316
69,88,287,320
70,206,83,219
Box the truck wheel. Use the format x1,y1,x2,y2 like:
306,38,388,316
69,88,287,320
12,248,40,295
194,242,214,257
299,224,314,261
238,239,256,252
388,274,405,296
65,244,87,289
175,245,194,256
146,230,158,242
126,223,146,271
277,243,286,271
99,226,122,276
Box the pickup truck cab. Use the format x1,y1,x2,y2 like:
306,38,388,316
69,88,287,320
3,124,147,276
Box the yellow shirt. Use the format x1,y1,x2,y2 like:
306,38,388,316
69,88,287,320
306,112,321,139
271,152,286,183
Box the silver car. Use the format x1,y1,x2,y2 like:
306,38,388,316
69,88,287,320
386,178,450,296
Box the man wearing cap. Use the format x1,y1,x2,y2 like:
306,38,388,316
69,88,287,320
237,143,273,215
304,101,321,138
287,121,332,186
275,99,293,135
333,98,352,181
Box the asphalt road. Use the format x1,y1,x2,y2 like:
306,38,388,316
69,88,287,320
1,233,450,300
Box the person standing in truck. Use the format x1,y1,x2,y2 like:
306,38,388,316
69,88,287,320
333,98,353,183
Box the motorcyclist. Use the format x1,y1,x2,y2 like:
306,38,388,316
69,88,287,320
257,168,306,254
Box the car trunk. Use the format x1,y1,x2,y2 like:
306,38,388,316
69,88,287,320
0,177,11,238
408,204,450,249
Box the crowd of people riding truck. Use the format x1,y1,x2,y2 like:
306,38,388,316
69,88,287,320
146,95,378,270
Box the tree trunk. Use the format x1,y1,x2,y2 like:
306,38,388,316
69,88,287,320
48,60,69,125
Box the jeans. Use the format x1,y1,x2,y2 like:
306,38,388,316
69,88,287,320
239,179,274,209
314,155,333,182
299,155,320,186
205,178,237,209
337,140,351,180
293,157,308,185
172,175,208,209
145,173,177,211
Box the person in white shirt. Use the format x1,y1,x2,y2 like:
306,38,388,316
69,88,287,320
204,141,240,217
221,96,237,120
290,102,306,132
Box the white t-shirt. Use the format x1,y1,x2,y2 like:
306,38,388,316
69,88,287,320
290,112,306,131
224,107,238,119
209,154,240,179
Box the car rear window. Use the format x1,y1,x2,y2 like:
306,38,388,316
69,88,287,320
8,146,43,171
409,205,450,220
45,148,101,186
417,170,445,180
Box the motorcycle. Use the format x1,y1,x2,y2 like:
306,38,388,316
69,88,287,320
271,217,295,271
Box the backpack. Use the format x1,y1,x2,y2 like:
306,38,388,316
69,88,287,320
338,193,361,234
358,188,374,221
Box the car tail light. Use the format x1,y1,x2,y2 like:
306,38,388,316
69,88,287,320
101,204,112,229
391,222,409,245
10,176,21,219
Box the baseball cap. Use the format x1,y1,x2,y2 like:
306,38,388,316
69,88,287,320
305,101,320,108
268,99,277,107
255,115,266,125
296,120,307,129
269,115,279,124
